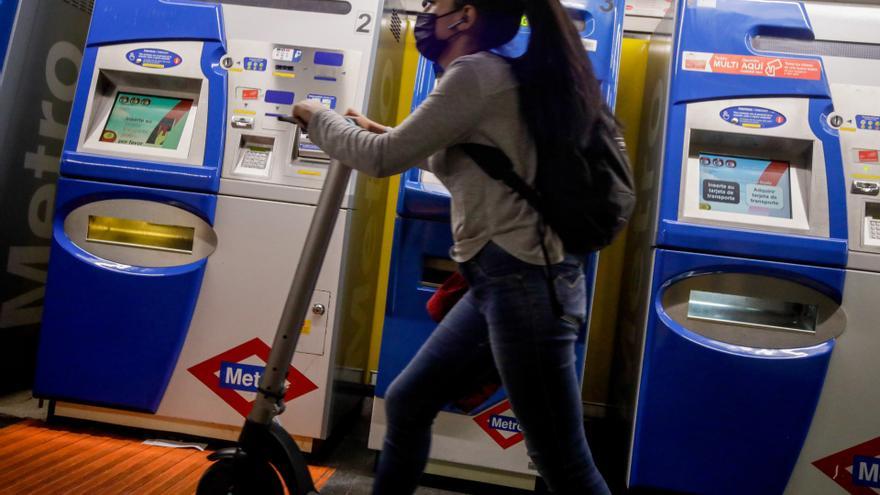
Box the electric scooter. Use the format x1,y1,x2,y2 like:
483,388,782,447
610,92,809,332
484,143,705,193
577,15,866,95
197,116,357,494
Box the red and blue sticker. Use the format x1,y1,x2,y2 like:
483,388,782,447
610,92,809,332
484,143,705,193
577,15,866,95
126,48,183,69
189,338,318,418
721,106,787,129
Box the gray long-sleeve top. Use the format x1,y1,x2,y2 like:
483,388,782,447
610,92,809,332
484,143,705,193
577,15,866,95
308,51,564,265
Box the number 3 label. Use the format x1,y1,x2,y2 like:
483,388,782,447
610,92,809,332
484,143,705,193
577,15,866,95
356,12,373,34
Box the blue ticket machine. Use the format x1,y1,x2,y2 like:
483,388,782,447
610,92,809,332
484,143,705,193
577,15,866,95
34,0,227,411
369,1,625,486
618,1,880,494
35,0,407,446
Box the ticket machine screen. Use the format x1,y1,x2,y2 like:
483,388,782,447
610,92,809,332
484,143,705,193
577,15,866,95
699,153,792,219
100,92,194,150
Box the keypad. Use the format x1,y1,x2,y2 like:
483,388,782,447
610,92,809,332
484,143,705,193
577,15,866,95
241,150,270,170
870,219,880,240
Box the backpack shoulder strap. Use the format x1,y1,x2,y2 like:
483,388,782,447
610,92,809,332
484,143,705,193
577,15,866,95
458,143,543,212
458,143,563,316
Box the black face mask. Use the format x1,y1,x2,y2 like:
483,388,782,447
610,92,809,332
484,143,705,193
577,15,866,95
414,8,464,62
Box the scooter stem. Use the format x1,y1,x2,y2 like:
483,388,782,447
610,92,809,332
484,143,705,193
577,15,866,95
248,158,352,425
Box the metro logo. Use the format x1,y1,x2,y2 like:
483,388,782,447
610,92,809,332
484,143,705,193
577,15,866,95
490,415,522,434
474,401,525,450
219,362,263,392
813,436,880,494
189,338,318,417
854,456,880,488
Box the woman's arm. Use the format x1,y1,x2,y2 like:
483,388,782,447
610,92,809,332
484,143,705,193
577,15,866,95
344,109,390,134
294,58,485,178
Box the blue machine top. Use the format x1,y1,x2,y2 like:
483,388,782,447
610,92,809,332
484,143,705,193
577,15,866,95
398,0,626,221
669,0,828,104
89,0,226,46
61,0,228,194
656,0,849,267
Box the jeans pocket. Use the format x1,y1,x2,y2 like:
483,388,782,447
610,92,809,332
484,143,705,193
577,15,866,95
554,268,584,289
553,267,587,325
473,242,535,280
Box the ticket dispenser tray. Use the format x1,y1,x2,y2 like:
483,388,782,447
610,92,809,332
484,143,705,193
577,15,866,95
297,131,330,163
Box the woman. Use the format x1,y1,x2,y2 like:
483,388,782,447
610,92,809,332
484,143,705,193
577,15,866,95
292,0,610,493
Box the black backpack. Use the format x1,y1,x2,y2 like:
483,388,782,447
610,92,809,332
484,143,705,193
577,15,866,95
460,105,636,256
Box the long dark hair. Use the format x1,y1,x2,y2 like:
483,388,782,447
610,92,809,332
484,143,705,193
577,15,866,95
456,0,603,158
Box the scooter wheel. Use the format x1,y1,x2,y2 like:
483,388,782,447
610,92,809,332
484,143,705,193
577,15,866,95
196,458,285,495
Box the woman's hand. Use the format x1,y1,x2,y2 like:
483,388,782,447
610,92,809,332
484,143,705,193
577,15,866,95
345,109,388,134
292,100,327,131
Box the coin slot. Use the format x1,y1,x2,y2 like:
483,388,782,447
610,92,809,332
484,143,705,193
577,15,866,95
687,290,818,334
87,215,195,254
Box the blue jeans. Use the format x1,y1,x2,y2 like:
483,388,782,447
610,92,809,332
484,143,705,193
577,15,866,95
374,242,610,495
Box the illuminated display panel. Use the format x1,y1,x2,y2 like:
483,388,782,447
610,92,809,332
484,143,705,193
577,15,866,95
100,92,194,151
698,153,793,220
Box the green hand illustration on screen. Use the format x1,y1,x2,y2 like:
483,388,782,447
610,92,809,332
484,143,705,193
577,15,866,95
101,92,193,151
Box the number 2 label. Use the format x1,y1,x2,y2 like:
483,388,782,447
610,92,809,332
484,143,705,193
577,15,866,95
356,12,373,34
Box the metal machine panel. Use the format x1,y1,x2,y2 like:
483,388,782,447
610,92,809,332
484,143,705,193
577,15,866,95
155,195,349,439
782,4,880,493
785,269,880,494
219,39,364,198
217,1,385,206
